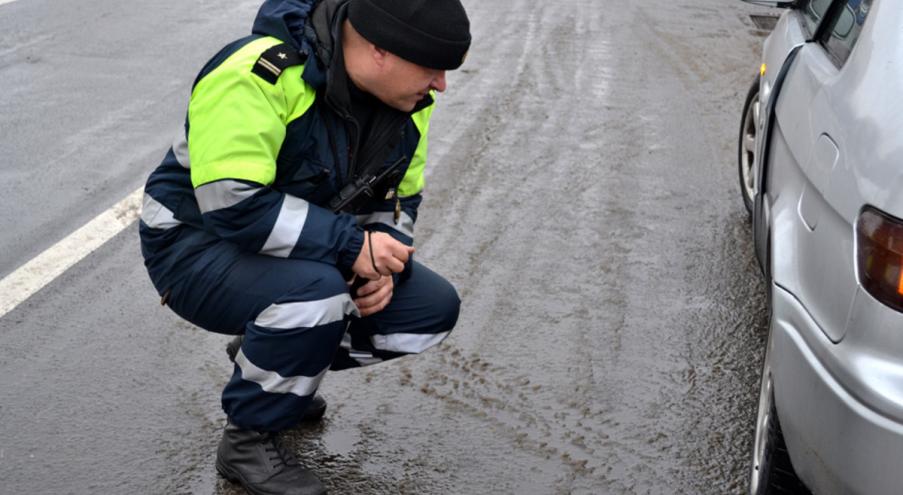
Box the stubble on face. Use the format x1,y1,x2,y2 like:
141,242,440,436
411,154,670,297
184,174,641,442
375,53,445,112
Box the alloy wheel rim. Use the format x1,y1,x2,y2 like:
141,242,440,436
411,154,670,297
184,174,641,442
741,96,760,202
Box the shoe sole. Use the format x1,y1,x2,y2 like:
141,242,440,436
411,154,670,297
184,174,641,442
215,458,262,495
216,458,327,495
300,401,327,422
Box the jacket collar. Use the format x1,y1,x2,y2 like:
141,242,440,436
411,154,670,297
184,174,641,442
251,0,318,51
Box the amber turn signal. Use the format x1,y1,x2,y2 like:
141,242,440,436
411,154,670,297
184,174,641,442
857,206,903,312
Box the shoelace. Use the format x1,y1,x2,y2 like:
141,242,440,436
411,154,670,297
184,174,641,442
262,432,300,469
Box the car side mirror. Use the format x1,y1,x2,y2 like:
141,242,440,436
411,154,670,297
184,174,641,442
740,0,799,7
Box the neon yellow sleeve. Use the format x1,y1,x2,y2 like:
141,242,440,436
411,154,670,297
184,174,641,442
188,37,316,188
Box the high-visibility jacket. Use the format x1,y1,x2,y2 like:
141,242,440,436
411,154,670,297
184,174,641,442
139,0,434,287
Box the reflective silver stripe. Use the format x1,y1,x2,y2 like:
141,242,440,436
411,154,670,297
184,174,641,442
355,211,414,238
255,293,359,330
195,180,262,213
340,332,383,366
234,349,326,397
371,331,450,354
172,133,190,169
259,195,310,257
140,193,181,230
349,351,383,366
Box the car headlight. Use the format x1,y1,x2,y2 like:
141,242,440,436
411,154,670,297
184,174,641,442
857,206,903,312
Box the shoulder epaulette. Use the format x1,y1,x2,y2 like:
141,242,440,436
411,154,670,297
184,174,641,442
251,43,306,84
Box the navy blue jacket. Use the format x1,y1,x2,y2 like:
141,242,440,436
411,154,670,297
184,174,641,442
139,0,435,291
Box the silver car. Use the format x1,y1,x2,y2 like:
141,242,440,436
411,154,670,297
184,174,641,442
738,0,903,494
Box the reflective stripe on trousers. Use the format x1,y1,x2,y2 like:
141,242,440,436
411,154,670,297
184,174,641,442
142,227,460,432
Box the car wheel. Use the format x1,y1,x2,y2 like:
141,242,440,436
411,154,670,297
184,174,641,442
749,323,810,495
738,75,761,218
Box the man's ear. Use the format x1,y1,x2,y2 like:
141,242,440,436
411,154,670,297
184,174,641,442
371,45,389,67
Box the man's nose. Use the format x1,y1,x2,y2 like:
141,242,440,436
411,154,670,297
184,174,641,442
430,71,447,93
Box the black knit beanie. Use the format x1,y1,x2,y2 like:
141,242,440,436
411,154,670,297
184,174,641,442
347,0,471,70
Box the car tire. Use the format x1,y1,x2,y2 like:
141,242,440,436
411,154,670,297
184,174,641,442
738,75,761,218
750,315,810,495
750,391,811,494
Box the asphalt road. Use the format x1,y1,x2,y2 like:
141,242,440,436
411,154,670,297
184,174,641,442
1,0,776,493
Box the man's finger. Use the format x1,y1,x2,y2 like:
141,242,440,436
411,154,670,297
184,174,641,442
391,245,411,264
388,258,405,273
356,297,388,317
369,295,391,316
355,283,393,315
355,284,390,308
355,281,376,297
356,277,386,297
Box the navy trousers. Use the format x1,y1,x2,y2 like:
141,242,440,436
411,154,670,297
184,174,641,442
149,228,460,432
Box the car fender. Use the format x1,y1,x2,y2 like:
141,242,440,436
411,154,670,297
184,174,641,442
753,43,804,278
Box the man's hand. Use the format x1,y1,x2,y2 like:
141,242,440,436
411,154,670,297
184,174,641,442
352,231,414,280
353,275,394,317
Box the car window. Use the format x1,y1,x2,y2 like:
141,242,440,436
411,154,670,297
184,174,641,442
822,0,872,66
802,0,833,35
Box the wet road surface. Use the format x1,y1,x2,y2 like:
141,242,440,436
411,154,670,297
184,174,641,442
1,0,778,493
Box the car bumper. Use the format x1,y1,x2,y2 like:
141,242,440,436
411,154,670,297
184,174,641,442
770,284,903,495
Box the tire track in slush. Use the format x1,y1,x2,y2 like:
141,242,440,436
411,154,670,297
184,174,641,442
411,0,635,492
397,0,768,493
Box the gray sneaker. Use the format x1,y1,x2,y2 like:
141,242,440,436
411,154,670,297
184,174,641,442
215,422,327,495
226,335,328,422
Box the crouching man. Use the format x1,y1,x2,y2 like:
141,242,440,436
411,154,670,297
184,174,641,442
138,0,470,492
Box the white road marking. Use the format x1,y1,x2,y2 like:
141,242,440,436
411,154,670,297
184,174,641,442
0,187,144,318
0,0,21,6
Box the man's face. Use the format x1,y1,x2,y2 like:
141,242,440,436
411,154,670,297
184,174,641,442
371,51,447,112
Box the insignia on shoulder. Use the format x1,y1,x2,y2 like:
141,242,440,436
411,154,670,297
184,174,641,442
251,43,306,84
